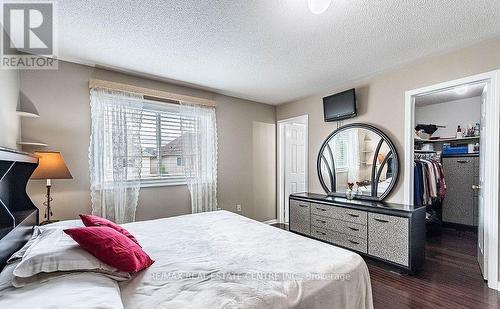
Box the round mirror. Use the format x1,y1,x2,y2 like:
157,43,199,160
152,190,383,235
317,123,399,201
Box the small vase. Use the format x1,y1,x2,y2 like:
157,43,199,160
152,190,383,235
346,189,355,200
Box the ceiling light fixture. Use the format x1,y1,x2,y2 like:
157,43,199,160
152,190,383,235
308,0,331,14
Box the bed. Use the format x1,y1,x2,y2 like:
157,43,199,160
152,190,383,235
357,177,393,196
0,148,373,309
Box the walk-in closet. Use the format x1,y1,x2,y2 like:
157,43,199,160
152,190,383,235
414,82,486,276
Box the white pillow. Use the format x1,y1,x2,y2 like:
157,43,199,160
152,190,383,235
12,226,130,287
0,262,17,291
7,229,41,264
39,219,83,228
7,220,84,264
0,260,124,309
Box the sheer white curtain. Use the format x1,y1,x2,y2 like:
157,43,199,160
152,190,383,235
89,88,144,223
179,102,218,213
347,130,361,183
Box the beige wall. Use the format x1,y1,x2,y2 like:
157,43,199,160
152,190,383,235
216,94,276,221
415,96,481,138
0,69,20,149
277,36,500,203
20,60,276,222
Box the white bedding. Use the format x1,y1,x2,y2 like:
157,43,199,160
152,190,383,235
0,262,124,309
358,177,392,196
0,211,373,309
120,211,373,308
12,226,131,285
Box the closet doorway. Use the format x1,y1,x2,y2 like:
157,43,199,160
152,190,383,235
277,115,308,224
404,71,500,290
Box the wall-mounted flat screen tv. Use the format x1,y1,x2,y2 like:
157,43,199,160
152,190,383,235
323,88,357,122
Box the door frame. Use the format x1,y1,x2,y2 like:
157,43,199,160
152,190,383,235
277,114,309,224
404,70,500,290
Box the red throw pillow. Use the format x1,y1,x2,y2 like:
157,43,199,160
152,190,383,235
79,214,140,245
64,226,154,273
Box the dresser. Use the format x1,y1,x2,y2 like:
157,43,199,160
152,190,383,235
289,193,426,273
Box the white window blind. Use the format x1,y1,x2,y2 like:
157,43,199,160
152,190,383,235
103,99,195,187
141,101,197,186
334,132,349,169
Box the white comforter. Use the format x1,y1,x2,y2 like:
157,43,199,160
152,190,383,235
120,211,373,308
0,211,373,309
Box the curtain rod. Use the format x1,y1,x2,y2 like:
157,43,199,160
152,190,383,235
88,78,216,107
143,95,179,105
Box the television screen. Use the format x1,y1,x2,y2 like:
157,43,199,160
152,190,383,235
323,89,357,122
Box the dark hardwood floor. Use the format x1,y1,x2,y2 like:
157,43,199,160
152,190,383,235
271,223,289,231
368,227,499,308
271,224,500,308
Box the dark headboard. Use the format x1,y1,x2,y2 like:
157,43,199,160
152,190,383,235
0,147,39,268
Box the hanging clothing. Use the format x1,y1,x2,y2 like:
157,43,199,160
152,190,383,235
414,163,423,206
435,163,447,199
425,161,437,199
421,162,429,205
414,158,446,206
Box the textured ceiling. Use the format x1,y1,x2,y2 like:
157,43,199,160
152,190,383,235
58,0,500,105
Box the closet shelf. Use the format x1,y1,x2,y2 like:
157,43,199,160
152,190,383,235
414,136,479,143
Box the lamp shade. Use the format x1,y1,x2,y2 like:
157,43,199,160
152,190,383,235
31,151,73,180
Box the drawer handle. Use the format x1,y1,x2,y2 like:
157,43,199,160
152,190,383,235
316,219,326,224
317,208,327,212
315,230,326,236
298,204,308,208
347,213,359,218
374,218,389,223
348,227,359,231
457,160,470,163
348,240,359,245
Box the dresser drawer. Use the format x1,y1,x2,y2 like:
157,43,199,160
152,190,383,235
340,234,367,253
311,215,367,239
311,227,367,253
311,203,367,225
289,199,311,236
368,213,409,266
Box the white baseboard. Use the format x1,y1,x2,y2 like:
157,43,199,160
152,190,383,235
262,219,278,225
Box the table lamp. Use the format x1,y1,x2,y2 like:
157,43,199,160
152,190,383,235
31,151,73,225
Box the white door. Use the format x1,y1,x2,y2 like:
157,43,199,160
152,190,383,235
284,122,307,223
477,85,487,279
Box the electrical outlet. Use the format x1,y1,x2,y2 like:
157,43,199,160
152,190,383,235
236,204,242,212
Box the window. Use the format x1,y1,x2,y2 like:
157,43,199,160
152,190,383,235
101,98,195,187
334,132,349,169
138,101,195,186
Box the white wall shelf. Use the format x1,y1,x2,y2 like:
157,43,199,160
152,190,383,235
415,136,480,143
16,111,40,118
17,92,40,118
17,141,48,147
